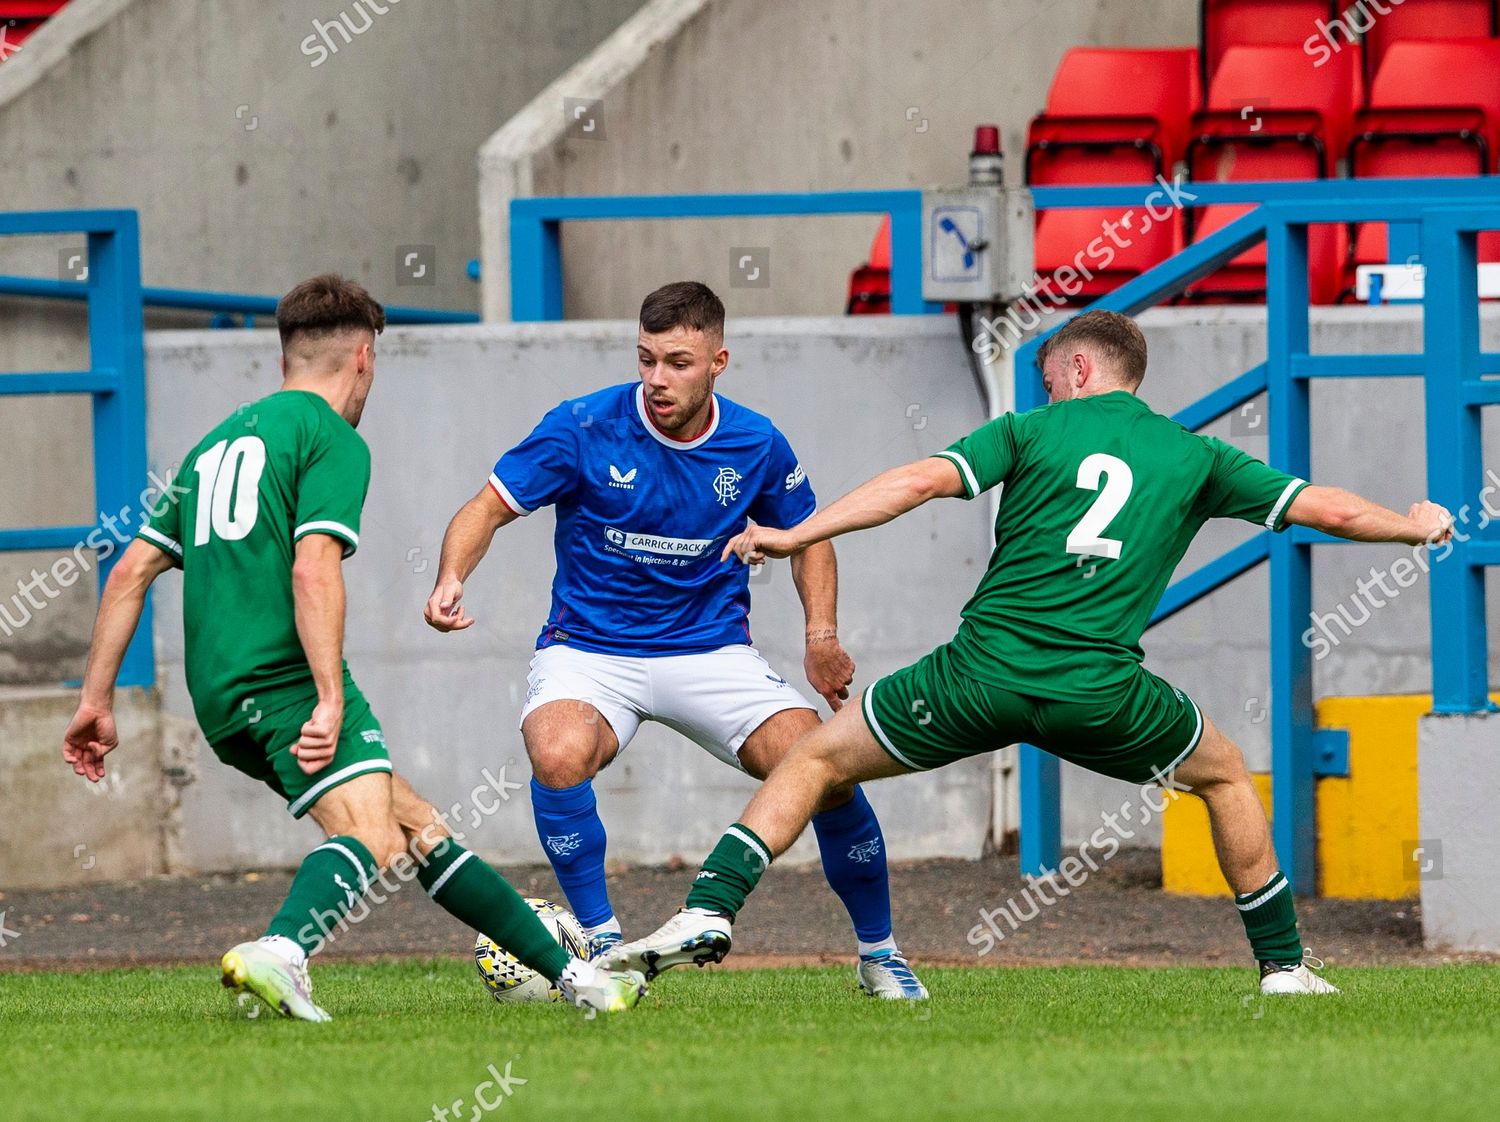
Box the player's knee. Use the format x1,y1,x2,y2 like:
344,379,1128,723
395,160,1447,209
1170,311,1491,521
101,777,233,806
527,741,598,788
348,823,408,872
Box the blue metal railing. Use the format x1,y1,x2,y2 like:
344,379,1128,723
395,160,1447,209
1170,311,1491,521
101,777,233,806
0,209,481,690
508,191,942,320
0,210,153,687
0,274,480,326
1014,175,1500,893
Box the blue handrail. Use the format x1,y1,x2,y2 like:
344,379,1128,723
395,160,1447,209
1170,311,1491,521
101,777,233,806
1013,175,1500,892
509,190,941,320
0,274,479,325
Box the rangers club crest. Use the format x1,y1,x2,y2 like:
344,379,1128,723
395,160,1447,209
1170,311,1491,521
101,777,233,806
713,467,743,506
546,833,582,857
847,838,882,864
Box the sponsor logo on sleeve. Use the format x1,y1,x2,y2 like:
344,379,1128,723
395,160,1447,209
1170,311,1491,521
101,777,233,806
785,464,806,491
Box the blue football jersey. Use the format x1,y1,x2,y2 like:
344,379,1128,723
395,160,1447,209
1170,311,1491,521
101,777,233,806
489,383,817,656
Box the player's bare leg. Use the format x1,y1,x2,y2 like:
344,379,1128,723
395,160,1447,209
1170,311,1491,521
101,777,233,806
221,772,406,1022
739,707,925,998
523,700,625,957
603,698,909,980
1170,719,1277,894
1172,716,1338,996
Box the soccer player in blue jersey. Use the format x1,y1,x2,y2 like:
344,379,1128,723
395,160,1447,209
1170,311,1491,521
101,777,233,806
424,281,925,999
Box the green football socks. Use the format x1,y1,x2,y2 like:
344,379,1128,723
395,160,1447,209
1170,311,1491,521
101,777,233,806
418,839,570,982
264,835,378,956
684,823,772,920
1235,870,1304,966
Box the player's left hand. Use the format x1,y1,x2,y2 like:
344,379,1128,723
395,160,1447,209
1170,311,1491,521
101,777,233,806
291,698,343,775
804,632,855,711
62,703,118,782
723,523,799,565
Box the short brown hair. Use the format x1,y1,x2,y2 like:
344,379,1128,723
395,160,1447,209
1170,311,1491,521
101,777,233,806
1036,309,1148,387
639,281,725,339
276,273,386,348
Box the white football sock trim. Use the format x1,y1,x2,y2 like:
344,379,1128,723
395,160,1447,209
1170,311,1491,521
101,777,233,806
425,849,475,898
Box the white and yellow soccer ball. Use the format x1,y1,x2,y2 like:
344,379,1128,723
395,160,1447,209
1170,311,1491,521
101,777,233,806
474,897,588,1004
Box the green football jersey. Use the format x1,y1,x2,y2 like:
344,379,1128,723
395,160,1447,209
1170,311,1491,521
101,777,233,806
933,390,1307,702
136,390,371,741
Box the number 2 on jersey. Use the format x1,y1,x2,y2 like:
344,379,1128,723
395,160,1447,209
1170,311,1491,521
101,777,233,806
192,436,267,545
1065,452,1133,561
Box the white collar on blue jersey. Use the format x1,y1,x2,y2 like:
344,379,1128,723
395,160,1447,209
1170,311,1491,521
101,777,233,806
634,383,721,451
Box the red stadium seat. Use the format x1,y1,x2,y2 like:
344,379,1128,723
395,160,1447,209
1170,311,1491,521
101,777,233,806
1350,38,1500,276
0,2,67,60
1360,0,1497,85
846,217,891,315
1027,48,1200,300
1185,44,1360,302
1202,1,1338,86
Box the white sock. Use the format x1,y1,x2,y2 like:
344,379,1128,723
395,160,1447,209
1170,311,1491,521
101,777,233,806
583,917,622,938
257,934,307,967
858,936,899,957
560,956,601,989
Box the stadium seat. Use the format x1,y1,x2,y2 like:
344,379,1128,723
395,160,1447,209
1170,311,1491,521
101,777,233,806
1349,38,1500,278
0,1,67,59
1201,1,1338,87
1360,0,1498,85
1185,44,1360,302
1027,48,1200,299
846,216,891,315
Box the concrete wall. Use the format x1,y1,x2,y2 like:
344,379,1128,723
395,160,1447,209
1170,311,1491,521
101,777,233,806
481,0,1200,321
108,305,1500,872
0,0,647,683
1418,713,1500,952
0,686,194,889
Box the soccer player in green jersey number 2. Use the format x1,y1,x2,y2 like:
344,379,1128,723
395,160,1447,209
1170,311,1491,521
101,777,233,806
606,310,1455,997
62,275,645,1019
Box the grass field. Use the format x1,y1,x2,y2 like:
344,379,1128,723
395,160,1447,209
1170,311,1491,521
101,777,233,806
2,961,1495,1121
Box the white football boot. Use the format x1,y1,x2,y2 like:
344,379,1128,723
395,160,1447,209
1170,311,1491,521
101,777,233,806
1260,953,1340,996
597,908,733,980
220,940,331,1022
556,963,648,1014
857,950,929,1000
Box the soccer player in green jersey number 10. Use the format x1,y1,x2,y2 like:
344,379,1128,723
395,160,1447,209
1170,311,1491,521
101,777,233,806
605,309,1455,998
62,274,645,1019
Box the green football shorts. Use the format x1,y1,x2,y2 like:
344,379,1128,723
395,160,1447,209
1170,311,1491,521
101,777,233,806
861,642,1203,784
208,681,393,818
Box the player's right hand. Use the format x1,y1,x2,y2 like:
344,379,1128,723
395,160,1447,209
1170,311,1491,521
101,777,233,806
62,703,118,783
425,574,476,632
291,699,342,775
1410,501,1455,546
722,524,799,565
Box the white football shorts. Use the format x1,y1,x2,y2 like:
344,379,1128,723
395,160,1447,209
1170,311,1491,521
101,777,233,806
518,643,818,771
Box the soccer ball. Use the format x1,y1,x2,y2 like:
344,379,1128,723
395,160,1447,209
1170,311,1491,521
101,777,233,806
473,897,588,1004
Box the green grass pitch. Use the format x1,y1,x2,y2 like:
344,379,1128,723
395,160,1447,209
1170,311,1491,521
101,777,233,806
2,962,1495,1121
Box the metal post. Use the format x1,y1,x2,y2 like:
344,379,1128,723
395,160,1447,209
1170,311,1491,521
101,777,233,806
509,209,563,322
86,214,154,689
1012,335,1063,876
1265,215,1315,894
1422,215,1487,712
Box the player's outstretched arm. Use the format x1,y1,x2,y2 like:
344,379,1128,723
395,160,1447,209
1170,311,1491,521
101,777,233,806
424,484,518,632
1284,485,1454,546
291,534,348,776
723,457,965,565
63,540,175,782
